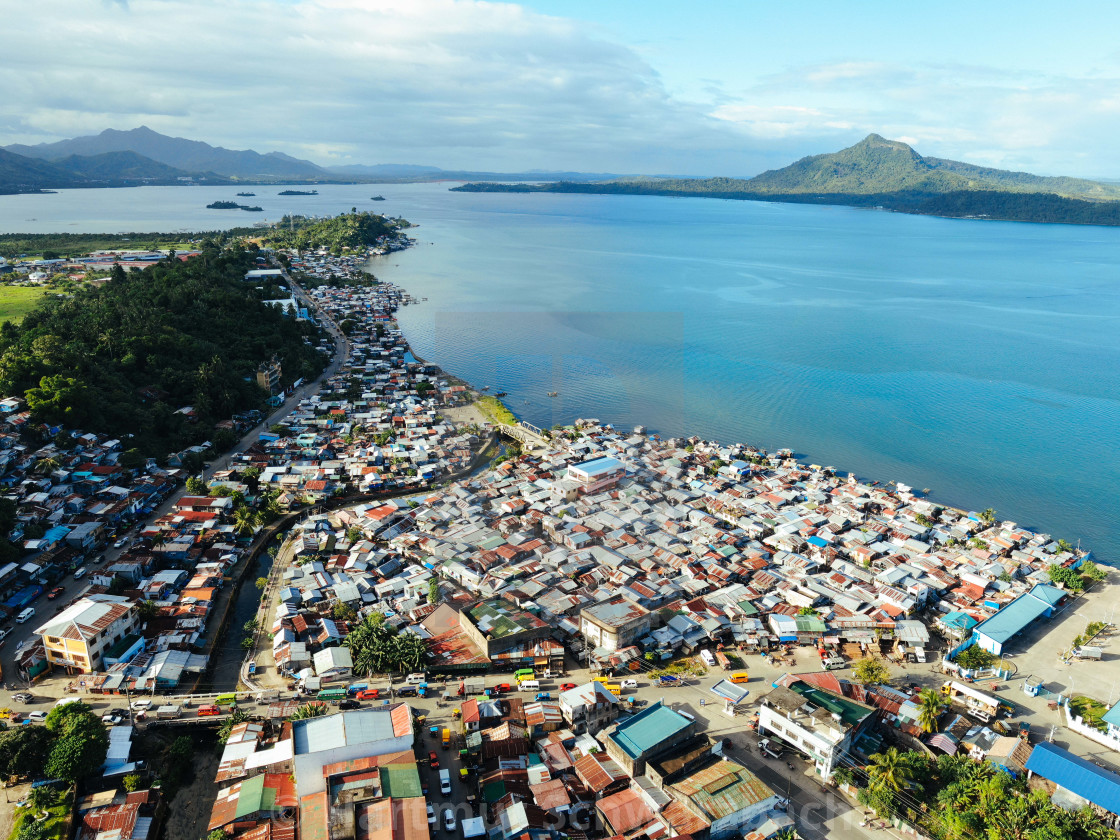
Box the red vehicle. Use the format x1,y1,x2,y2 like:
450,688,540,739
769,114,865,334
560,683,577,691
356,689,379,700
47,587,65,600
429,751,439,769
197,704,221,716
493,683,512,694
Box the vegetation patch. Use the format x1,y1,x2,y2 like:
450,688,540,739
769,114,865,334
476,395,517,426
0,286,50,324
1069,695,1109,732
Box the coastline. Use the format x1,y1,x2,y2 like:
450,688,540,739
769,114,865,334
377,249,1107,568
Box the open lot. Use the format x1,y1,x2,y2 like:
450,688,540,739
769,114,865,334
0,285,49,323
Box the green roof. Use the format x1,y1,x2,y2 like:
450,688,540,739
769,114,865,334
468,599,546,639
380,764,422,798
787,681,872,728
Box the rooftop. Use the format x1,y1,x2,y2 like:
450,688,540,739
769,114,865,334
1025,742,1120,816
609,701,693,759
292,706,412,754
466,598,548,639
670,758,775,819
582,596,650,628
972,583,1065,644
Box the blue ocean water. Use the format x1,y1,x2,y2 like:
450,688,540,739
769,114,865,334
0,183,1117,561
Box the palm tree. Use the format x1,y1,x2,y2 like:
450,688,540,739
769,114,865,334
917,687,949,733
980,508,997,524
26,783,58,817
393,633,427,672
986,795,1033,840
290,702,327,720
233,506,262,536
867,747,914,794
35,457,60,477
136,600,159,621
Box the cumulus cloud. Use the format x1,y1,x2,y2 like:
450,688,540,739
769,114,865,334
0,0,771,173
2,2,1118,177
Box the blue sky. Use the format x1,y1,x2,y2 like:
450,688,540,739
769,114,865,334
3,0,1119,177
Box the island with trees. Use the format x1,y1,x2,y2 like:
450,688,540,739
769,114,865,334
452,134,1120,227
206,200,263,211
278,189,318,195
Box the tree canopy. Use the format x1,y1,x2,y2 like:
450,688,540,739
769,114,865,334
0,244,325,457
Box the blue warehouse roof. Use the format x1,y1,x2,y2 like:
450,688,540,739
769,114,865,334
972,584,1065,644
1026,742,1120,815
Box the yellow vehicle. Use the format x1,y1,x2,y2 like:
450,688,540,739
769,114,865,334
215,692,238,706
730,671,750,684
603,683,622,697
442,727,450,748
591,676,611,685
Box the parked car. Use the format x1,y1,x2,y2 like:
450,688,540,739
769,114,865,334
338,700,360,710
427,805,437,827
621,679,639,689
47,587,65,600
27,711,47,722
493,683,513,694
356,689,379,700
560,683,576,691
534,692,552,701
429,751,440,769
12,693,32,703
101,712,123,725
130,699,152,711
443,811,457,832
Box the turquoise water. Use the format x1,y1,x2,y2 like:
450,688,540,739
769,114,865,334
1,184,1117,561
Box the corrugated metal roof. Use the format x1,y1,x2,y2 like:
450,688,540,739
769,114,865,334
1025,742,1120,815
670,759,774,819
610,701,692,758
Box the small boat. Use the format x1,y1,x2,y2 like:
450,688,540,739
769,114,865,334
547,391,558,397
494,391,507,397
481,386,491,391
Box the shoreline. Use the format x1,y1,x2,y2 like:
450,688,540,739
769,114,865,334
376,250,1108,568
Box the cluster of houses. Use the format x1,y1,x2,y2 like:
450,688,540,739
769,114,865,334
196,692,792,840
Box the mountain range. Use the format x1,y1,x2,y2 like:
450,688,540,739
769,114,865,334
0,127,619,193
452,134,1120,226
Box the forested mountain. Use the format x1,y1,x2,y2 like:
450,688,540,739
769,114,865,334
52,150,194,181
452,134,1120,226
6,126,327,180
0,148,86,192
0,245,326,457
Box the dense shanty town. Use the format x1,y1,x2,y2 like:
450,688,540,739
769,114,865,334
2,246,1120,840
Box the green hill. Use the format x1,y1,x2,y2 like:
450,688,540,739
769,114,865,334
53,150,193,181
452,134,1120,226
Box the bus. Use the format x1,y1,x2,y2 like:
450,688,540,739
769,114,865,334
591,676,611,685
317,688,348,703
215,693,238,706
514,669,535,682
603,684,622,697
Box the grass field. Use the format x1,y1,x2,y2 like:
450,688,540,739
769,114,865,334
0,285,49,323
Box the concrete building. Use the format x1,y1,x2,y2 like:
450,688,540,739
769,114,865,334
34,596,139,674
565,456,626,495
558,681,619,734
580,597,651,653
757,679,876,779
291,705,415,796
458,598,552,659
257,358,283,394
604,701,698,777
967,583,1066,655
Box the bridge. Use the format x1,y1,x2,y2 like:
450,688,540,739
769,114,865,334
496,422,550,449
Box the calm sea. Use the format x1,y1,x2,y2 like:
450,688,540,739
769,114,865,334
1,183,1118,562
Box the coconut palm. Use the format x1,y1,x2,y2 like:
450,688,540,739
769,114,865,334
233,506,262,536
35,457,60,476
867,747,914,794
917,687,949,733
290,702,327,720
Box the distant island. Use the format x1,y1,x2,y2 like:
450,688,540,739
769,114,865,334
279,189,318,196
236,191,256,196
206,200,263,211
453,134,1120,227
371,195,385,201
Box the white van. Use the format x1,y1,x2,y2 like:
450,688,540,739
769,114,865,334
16,607,35,624
699,649,716,668
439,769,451,796
405,672,427,685
822,657,847,671
519,680,540,692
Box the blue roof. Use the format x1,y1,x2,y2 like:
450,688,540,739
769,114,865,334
941,611,979,632
806,536,829,548
1102,704,1120,729
608,701,692,758
571,456,623,477
1025,742,1120,815
973,584,1065,644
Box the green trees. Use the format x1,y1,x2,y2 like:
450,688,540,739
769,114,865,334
852,657,891,685
0,245,326,457
290,703,327,720
44,708,108,782
916,688,949,733
185,476,207,495
344,613,428,675
233,506,262,536
427,578,440,605
0,725,53,778
263,212,402,254
955,644,997,671
867,746,918,794
979,508,997,524
1048,564,1084,592
332,602,357,622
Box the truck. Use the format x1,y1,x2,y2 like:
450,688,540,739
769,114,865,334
156,705,182,720
714,651,732,670
1075,646,1103,660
